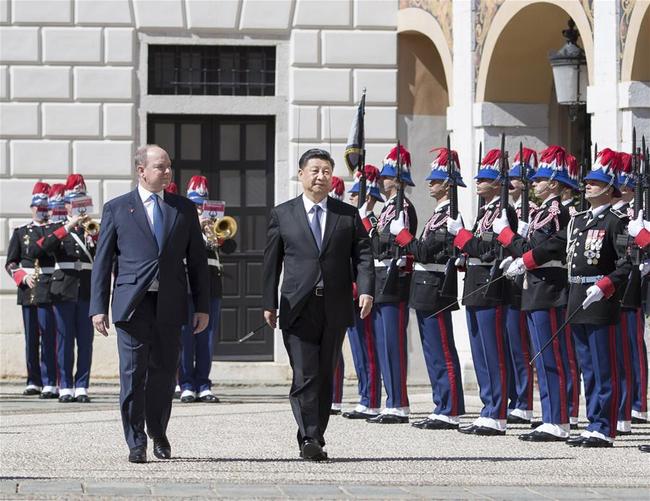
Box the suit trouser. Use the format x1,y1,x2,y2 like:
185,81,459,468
621,308,648,417
527,308,571,424
115,293,181,450
571,323,618,439
465,306,509,420
373,302,410,410
282,294,345,447
21,305,57,388
346,313,382,409
332,353,344,405
52,299,93,389
416,309,465,417
179,296,221,393
505,307,534,413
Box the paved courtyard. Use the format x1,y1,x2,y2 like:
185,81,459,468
0,381,649,500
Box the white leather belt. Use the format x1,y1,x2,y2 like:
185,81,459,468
568,275,604,284
207,258,220,267
55,261,93,271
536,260,565,269
374,258,406,268
413,263,447,272
19,266,55,274
467,258,491,266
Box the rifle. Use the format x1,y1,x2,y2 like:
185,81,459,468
439,135,458,299
357,90,367,208
622,130,645,308
380,141,405,296
477,142,484,210
645,137,649,227
484,133,508,300
519,142,530,224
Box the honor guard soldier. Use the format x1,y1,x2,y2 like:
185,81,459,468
363,145,417,424
616,152,648,428
179,176,235,403
5,182,58,398
493,145,577,441
502,147,537,424
446,147,518,436
329,176,346,415
389,147,466,430
37,174,97,403
511,148,633,447
342,165,384,420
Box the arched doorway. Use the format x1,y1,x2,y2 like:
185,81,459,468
476,1,593,163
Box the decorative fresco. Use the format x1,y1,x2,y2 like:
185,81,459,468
619,0,635,67
399,0,453,53
473,0,505,84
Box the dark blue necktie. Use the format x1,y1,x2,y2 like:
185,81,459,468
151,194,165,251
309,205,322,250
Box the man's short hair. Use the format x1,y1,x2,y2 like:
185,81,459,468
134,144,165,169
299,148,335,170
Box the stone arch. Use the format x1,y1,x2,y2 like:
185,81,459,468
621,1,650,82
476,0,594,103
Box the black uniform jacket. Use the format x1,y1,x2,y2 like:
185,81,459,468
522,205,632,325
497,196,570,311
395,200,457,312
452,197,518,308
369,195,418,304
5,221,56,306
262,195,374,330
38,221,95,302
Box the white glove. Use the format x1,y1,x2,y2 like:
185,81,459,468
582,284,605,309
389,212,406,236
627,211,646,238
358,202,369,219
492,209,509,235
641,260,650,277
454,256,466,268
446,214,464,236
499,256,514,270
505,257,526,278
517,220,529,238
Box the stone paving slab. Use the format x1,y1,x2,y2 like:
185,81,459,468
84,482,151,496
149,482,217,497
0,481,17,495
341,485,416,499
279,484,348,498
18,480,83,494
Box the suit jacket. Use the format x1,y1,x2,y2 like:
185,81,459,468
89,188,209,325
262,195,374,330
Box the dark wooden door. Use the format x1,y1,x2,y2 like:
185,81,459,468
148,114,275,360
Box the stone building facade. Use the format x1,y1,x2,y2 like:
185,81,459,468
1,0,648,384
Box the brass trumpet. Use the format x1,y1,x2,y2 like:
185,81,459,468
201,216,238,246
82,217,100,237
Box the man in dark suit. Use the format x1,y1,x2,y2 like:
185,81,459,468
263,148,374,461
89,144,209,463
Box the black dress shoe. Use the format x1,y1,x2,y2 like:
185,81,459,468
458,425,478,435
153,437,171,459
617,430,632,436
58,394,74,403
128,447,147,463
412,418,458,430
582,436,613,448
519,431,567,442
39,391,58,399
329,408,341,415
566,435,587,447
199,394,220,403
507,415,531,425
473,426,506,436
180,395,196,403
173,390,181,399
632,416,648,425
366,414,408,424
570,423,579,430
23,387,41,396
300,439,326,461
75,394,91,403
638,444,650,453
342,410,377,420
530,420,543,429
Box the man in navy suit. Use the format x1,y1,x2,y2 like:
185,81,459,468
89,145,209,463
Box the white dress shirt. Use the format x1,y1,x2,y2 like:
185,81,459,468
137,184,165,291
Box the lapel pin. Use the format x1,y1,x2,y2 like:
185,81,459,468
129,208,135,213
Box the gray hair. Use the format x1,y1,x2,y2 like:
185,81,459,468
134,144,165,169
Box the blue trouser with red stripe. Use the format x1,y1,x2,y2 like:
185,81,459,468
373,302,409,409
564,322,581,419
180,296,221,393
465,306,509,420
332,353,344,404
571,323,619,438
527,308,571,424
346,313,382,409
416,310,465,417
22,305,57,388
618,311,635,424
621,309,648,417
505,306,534,413
53,300,93,389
